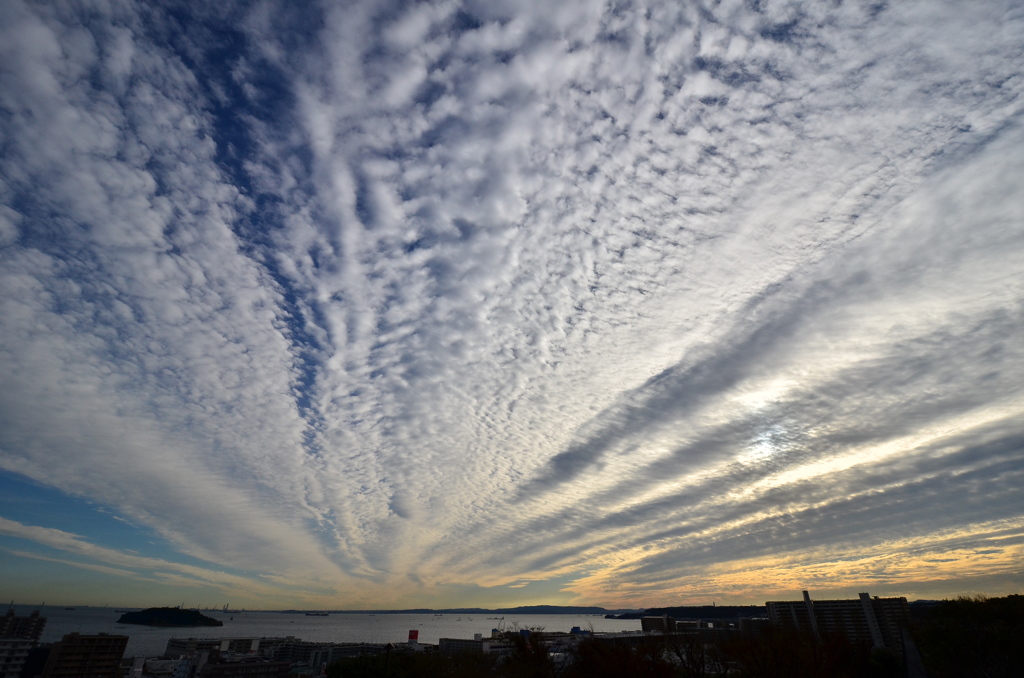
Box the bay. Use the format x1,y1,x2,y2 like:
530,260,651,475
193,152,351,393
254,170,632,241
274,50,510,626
11,605,641,658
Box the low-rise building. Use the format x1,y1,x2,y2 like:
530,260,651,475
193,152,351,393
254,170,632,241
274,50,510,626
438,637,511,655
196,654,289,678
640,615,673,633
307,643,387,667
164,637,295,659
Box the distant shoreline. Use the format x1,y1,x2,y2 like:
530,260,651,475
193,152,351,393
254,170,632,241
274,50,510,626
10,601,942,615
273,605,638,615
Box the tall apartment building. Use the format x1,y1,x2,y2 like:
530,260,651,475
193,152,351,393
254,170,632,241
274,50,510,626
0,608,48,678
0,609,46,642
0,638,36,678
766,591,909,654
41,633,128,678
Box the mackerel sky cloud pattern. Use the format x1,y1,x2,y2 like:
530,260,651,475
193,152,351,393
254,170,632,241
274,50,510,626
1,0,1023,608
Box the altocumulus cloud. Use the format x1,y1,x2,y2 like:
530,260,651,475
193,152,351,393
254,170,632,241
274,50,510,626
0,0,1022,607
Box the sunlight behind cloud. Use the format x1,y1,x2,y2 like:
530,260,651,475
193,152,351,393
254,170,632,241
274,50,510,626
1,0,1022,607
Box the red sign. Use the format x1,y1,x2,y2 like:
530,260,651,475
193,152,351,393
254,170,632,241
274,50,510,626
408,630,419,642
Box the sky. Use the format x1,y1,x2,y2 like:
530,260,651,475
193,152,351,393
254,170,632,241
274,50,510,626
1,0,1023,610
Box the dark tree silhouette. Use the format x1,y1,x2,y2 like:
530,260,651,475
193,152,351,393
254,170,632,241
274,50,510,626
913,594,1024,678
561,636,674,678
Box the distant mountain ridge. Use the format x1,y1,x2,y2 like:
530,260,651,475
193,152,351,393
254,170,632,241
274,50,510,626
279,605,639,615
643,605,768,619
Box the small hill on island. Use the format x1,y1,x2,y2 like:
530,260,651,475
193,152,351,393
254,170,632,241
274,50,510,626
117,607,223,627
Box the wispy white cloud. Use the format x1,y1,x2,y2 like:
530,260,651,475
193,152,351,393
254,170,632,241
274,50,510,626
1,0,1022,606
5,549,139,579
0,517,276,594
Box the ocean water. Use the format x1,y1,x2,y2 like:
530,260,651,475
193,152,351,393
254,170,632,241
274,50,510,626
11,606,641,658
